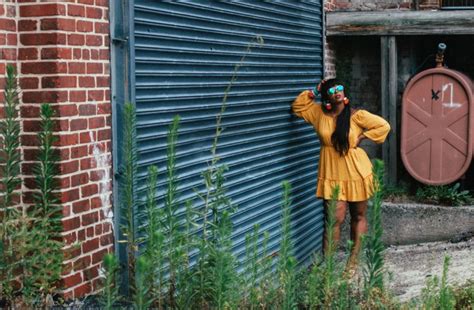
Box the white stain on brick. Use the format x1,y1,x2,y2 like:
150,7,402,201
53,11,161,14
90,132,114,230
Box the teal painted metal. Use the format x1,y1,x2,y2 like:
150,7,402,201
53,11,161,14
116,0,324,269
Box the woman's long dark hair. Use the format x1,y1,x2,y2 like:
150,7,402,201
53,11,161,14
320,78,351,156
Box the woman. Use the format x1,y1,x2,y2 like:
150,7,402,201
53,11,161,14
292,78,390,274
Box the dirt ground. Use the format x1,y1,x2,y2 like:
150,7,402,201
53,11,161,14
383,237,474,303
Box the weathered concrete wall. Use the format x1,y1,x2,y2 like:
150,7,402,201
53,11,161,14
340,203,474,246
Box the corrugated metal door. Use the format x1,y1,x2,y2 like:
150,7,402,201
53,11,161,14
114,0,324,268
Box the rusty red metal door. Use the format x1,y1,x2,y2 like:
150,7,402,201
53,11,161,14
401,68,473,185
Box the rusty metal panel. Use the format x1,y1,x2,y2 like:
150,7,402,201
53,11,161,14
401,68,473,185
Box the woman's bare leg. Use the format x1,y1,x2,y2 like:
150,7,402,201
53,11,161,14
347,200,368,268
323,200,348,255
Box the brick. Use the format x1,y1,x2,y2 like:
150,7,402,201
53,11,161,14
73,255,91,271
86,63,102,74
22,62,67,74
20,33,66,46
90,49,98,60
54,104,79,117
73,282,91,298
62,272,82,288
57,176,71,189
77,20,93,32
23,120,42,132
18,48,38,60
60,148,71,161
22,91,68,103
68,34,85,46
19,77,39,89
70,91,87,103
81,184,98,198
97,103,111,115
96,76,109,88
86,7,102,19
88,90,103,102
84,264,100,282
77,229,86,241
73,199,90,213
58,134,79,148
82,49,90,60
95,21,109,34
82,237,100,253
0,5,4,16
7,33,16,45
41,18,75,31
95,0,109,7
73,48,81,59
100,233,113,247
68,5,85,17
64,232,77,245
18,19,37,31
79,104,96,116
1,48,16,60
71,172,89,188
80,132,93,144
70,118,88,131
20,4,66,17
0,18,16,31
92,249,108,266
90,169,106,182
88,116,105,129
60,160,80,174
79,0,95,5
79,76,95,88
61,188,80,203
86,35,102,46
86,226,94,237
98,129,111,141
71,145,89,159
42,76,76,89
41,48,72,60
99,49,109,60
80,158,94,170
68,62,86,74
21,105,40,118
63,216,80,231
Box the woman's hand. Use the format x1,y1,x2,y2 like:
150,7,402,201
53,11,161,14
355,134,366,148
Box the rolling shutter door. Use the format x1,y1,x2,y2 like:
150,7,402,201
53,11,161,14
118,0,324,268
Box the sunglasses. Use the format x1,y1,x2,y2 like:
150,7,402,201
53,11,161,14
327,85,344,95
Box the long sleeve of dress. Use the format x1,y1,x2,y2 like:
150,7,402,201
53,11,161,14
353,110,391,144
292,90,320,125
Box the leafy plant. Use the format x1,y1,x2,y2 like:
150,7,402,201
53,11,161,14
120,103,139,290
22,104,63,306
420,255,456,310
0,64,23,304
416,182,472,206
363,159,386,296
279,181,297,310
142,165,165,308
100,253,120,310
134,256,153,310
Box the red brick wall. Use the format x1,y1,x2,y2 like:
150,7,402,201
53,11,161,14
1,0,113,300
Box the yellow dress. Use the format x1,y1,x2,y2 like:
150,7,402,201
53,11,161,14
292,90,391,201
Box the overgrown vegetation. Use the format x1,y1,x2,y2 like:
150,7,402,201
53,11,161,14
416,183,473,206
0,65,63,308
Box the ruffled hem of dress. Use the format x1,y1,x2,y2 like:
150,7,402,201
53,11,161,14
316,174,374,202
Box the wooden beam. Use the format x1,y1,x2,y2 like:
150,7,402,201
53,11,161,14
381,36,398,185
327,11,474,36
